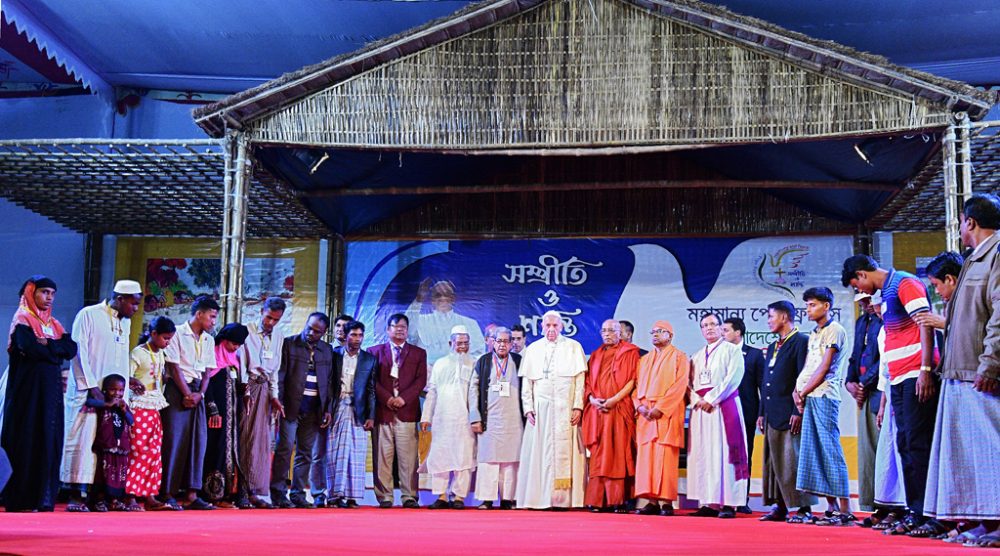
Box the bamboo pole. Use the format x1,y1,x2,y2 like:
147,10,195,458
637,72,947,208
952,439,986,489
942,123,960,252
219,132,235,323
227,134,252,324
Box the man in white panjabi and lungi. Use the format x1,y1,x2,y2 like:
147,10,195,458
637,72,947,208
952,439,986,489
515,311,587,510
61,280,142,512
686,313,748,519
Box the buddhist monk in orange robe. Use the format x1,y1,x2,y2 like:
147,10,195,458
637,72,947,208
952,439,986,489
633,320,689,516
583,319,639,511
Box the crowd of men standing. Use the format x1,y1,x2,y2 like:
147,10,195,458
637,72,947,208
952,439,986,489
1,194,999,547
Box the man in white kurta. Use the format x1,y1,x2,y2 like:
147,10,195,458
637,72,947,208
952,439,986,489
61,280,143,510
420,326,477,509
515,311,588,509
687,313,748,518
469,327,523,509
406,279,485,364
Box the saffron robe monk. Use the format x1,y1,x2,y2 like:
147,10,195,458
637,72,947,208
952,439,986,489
583,319,639,511
632,320,688,516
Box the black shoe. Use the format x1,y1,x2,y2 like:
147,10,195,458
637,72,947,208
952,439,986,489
690,506,719,517
291,498,315,509
478,501,493,510
450,500,465,510
344,499,359,509
737,505,753,514
327,497,344,508
273,497,294,509
499,500,515,510
312,495,327,508
759,508,788,522
718,507,736,519
402,499,420,509
428,499,450,510
378,500,393,509
636,503,661,515
660,504,675,517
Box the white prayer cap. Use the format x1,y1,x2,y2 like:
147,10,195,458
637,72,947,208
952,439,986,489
450,325,469,335
114,279,143,295
853,291,871,303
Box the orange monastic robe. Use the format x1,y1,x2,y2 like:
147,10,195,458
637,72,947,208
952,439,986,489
632,344,689,501
583,341,640,506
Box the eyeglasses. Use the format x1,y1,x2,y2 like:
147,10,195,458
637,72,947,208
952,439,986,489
494,339,510,344
600,328,618,333
649,329,669,335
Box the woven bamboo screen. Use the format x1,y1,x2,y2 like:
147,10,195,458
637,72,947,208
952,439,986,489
249,0,948,149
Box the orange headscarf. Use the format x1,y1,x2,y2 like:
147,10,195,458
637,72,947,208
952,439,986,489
8,277,65,348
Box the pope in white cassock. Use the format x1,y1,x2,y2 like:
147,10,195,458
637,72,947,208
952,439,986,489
687,313,748,519
420,325,477,509
515,311,588,509
406,279,485,365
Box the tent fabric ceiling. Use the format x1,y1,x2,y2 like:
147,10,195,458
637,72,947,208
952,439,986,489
256,132,937,235
0,0,997,96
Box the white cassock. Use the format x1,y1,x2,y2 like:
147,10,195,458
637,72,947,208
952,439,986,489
515,335,587,509
686,338,747,507
61,302,131,485
406,301,486,363
421,352,477,496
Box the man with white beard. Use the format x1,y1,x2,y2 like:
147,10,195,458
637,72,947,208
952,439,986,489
420,326,477,509
515,311,588,510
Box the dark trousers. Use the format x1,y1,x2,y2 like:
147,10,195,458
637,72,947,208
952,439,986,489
270,410,323,502
890,376,939,519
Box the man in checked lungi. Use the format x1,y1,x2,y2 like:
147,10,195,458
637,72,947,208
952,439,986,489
325,320,377,508
792,287,854,526
921,193,1000,546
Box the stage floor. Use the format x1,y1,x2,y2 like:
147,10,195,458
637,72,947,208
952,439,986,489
0,506,968,555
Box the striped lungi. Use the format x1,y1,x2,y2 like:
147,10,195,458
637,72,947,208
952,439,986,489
874,382,906,508
239,378,274,497
795,396,850,498
326,396,367,500
925,379,1000,520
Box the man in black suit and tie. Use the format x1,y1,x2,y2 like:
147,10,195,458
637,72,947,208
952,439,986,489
325,320,378,508
723,317,764,513
270,312,341,508
756,301,817,523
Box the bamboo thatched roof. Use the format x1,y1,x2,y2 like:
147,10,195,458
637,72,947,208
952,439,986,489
195,0,994,149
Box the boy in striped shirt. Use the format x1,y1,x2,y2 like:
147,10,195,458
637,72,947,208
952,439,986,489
842,255,939,535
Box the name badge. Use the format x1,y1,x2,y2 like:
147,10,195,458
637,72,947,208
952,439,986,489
229,367,238,380
262,350,274,360
698,369,712,386
41,325,54,337
498,382,511,397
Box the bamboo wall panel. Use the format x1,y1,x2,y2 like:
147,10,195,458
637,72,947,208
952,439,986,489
249,0,948,149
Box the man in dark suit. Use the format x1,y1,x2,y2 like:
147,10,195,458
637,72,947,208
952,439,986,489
723,316,764,513
369,313,427,508
757,301,817,523
325,320,377,508
270,312,341,508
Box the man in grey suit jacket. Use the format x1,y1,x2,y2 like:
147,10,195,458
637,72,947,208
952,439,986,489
270,312,341,508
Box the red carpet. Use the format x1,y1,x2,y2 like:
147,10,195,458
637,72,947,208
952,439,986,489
0,507,969,555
